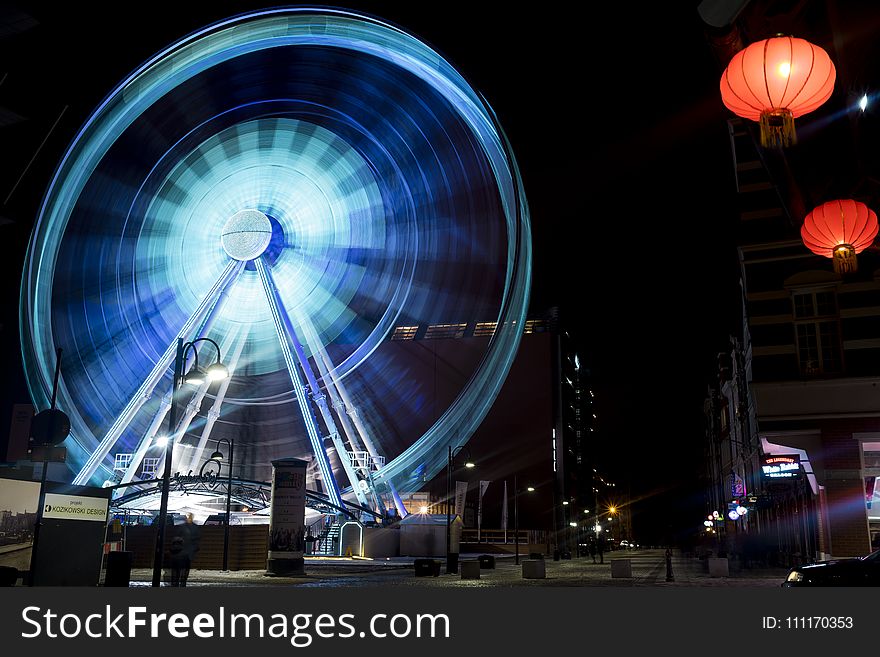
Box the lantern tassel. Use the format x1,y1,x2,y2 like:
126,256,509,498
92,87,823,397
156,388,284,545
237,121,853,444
833,244,857,274
759,109,796,148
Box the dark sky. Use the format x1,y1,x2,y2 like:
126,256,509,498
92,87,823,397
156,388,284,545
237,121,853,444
0,2,741,540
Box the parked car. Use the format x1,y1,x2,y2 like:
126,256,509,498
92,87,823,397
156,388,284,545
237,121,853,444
783,549,880,586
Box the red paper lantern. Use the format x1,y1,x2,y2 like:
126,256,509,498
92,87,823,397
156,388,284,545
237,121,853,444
801,200,878,274
720,36,835,148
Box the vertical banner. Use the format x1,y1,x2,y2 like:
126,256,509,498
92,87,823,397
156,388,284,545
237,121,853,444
501,480,508,543
477,480,490,542
267,458,307,576
454,480,468,518
866,476,877,510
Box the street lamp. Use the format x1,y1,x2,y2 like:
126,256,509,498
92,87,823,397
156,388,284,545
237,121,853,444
209,437,234,571
152,337,227,587
446,444,473,574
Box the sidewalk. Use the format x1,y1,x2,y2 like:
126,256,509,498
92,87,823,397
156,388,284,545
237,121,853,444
123,550,791,587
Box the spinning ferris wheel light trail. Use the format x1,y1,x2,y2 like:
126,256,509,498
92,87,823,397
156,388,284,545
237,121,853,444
22,7,532,515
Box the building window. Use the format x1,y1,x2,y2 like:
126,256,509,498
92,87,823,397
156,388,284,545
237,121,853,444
473,321,498,337
424,323,467,339
791,288,842,375
391,325,418,340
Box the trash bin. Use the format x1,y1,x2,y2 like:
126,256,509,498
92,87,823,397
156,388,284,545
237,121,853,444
104,551,133,587
0,566,18,587
553,550,560,561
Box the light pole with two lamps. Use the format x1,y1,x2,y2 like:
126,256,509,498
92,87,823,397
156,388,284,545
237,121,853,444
208,437,234,572
446,445,475,574
151,337,228,587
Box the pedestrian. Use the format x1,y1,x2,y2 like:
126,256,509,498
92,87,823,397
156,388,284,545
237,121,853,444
169,513,200,587
597,533,606,564
588,536,597,563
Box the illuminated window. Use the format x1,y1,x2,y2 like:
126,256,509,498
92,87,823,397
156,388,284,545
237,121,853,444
524,319,547,334
473,321,498,337
424,323,467,339
391,325,419,341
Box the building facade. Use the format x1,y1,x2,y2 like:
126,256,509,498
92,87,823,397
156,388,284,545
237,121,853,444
699,0,880,561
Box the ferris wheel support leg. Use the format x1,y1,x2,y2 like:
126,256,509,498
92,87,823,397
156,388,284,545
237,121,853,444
299,319,387,515
117,392,172,488
185,325,248,473
255,257,344,509
387,481,408,519
154,377,212,477
256,258,371,509
119,299,242,487
73,260,245,486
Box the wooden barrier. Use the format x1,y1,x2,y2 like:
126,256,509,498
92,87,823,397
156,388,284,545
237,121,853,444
124,525,269,570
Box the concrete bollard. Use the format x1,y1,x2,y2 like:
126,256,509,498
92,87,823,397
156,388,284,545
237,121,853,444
708,557,729,577
611,559,632,578
460,560,481,580
522,559,546,579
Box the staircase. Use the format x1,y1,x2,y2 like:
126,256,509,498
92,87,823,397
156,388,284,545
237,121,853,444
312,519,341,556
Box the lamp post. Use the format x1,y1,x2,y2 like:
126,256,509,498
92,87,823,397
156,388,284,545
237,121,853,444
152,337,227,587
446,445,474,574
513,476,535,565
209,437,234,571
561,500,570,553
609,506,618,548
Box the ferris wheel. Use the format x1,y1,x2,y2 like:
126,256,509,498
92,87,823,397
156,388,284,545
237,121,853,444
20,8,530,514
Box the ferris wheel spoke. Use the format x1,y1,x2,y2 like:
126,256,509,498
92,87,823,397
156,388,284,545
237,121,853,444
73,259,245,485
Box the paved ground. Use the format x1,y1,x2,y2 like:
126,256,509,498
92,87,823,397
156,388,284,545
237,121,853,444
123,549,790,587
0,543,32,573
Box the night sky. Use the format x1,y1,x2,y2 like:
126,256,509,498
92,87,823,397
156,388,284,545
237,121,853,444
0,2,740,541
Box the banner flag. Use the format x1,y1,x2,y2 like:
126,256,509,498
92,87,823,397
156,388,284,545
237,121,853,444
477,480,490,541
454,480,468,518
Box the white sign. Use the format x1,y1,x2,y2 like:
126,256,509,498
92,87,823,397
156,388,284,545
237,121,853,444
43,493,108,522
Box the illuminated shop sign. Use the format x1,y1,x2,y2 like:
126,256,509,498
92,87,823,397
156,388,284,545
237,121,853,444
761,455,801,479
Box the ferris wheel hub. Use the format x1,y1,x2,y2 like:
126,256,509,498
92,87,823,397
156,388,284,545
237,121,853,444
221,209,272,261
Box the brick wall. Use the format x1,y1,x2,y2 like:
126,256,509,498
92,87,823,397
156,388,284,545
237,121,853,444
820,426,871,557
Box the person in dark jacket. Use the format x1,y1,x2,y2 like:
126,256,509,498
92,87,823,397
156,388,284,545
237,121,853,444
169,513,200,586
